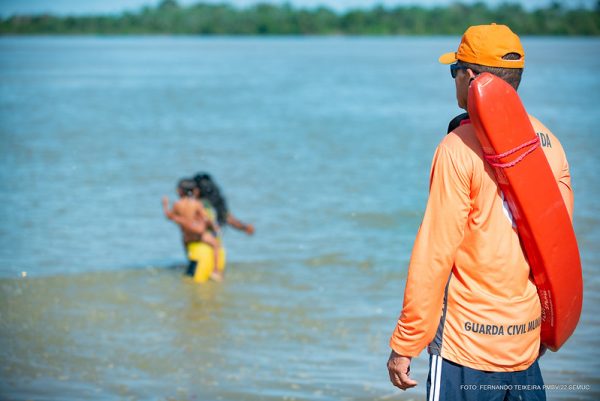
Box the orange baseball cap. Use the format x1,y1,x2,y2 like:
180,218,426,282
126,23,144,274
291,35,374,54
439,23,524,68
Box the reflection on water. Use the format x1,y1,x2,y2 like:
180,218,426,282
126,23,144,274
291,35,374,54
0,37,599,400
2,262,599,400
0,265,414,400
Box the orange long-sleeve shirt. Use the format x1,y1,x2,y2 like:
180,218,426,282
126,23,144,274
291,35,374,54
389,116,572,372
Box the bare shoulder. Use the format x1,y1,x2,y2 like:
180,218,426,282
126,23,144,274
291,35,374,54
172,199,184,213
173,198,201,218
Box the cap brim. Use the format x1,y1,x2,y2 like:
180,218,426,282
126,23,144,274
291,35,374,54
438,52,457,64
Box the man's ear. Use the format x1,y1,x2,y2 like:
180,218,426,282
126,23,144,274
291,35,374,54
467,68,477,85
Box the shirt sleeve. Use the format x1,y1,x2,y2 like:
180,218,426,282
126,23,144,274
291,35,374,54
390,141,471,357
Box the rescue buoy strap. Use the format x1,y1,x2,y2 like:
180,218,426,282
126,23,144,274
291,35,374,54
484,136,541,168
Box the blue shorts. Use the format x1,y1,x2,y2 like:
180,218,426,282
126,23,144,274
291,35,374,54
186,260,197,277
427,355,546,401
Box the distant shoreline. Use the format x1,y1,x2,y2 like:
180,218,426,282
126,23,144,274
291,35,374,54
2,34,600,39
1,1,599,36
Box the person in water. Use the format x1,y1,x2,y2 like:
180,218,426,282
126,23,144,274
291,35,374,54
162,178,223,282
386,24,573,401
194,172,255,236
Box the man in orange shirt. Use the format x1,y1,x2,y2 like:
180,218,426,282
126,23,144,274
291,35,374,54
386,24,572,401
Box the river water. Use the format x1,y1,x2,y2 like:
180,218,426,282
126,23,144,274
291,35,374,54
0,36,599,400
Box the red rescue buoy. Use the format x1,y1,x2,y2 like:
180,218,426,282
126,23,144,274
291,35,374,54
468,73,583,351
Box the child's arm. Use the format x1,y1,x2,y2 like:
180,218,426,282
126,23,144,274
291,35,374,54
162,197,175,220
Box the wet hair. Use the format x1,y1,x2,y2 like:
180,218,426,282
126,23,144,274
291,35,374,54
194,172,229,225
458,53,524,90
177,178,197,197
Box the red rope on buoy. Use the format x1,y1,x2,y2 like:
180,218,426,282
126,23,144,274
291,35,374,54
484,136,541,168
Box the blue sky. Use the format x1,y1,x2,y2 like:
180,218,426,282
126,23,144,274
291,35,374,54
0,0,595,16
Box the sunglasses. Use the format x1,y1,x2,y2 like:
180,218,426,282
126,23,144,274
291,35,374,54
450,63,468,79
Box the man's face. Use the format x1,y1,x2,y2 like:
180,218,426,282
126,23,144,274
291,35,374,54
454,67,471,110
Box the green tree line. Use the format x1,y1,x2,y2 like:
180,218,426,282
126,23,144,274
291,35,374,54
1,1,599,36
